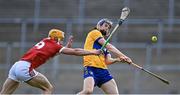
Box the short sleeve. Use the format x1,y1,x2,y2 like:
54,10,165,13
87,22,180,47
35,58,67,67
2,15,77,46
59,47,65,53
89,30,103,41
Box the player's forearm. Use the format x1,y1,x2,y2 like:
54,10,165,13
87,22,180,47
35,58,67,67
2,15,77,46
73,48,95,56
106,44,126,57
106,58,119,65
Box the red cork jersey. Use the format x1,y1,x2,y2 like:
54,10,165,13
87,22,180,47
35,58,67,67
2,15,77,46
21,38,63,70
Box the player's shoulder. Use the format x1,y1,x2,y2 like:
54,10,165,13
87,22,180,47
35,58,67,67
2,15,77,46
40,38,55,44
42,37,52,42
89,29,101,36
43,37,50,40
42,37,63,46
90,29,100,33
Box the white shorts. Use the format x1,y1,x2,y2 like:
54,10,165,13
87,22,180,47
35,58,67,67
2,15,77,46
8,60,38,82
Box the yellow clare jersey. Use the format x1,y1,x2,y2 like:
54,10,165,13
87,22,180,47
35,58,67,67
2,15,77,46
83,29,109,69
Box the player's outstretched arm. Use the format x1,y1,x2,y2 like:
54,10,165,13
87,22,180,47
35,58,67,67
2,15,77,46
106,44,133,64
99,38,125,57
60,47,101,56
98,38,132,64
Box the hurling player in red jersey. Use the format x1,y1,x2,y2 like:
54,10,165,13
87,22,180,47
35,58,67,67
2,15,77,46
0,29,101,94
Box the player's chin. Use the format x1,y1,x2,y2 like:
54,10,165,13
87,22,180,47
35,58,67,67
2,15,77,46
105,31,110,36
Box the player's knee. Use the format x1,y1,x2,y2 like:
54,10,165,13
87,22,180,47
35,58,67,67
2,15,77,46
43,84,54,92
83,88,93,94
48,84,54,92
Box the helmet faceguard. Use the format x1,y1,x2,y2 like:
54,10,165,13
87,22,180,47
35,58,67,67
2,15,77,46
96,18,113,36
48,29,64,42
96,18,113,29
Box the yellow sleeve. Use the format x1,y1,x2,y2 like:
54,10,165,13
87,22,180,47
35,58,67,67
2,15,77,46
89,30,103,41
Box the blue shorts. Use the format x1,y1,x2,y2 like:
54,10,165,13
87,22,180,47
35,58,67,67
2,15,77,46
83,66,113,87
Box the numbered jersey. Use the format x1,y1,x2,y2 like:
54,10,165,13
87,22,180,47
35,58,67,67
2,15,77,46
21,38,63,71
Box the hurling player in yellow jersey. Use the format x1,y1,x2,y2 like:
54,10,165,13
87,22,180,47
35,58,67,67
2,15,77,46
78,18,133,94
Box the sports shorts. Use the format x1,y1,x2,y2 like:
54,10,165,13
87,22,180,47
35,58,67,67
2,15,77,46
8,60,38,82
83,66,113,87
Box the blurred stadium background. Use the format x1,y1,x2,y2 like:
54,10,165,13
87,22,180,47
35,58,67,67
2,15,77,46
0,0,179,94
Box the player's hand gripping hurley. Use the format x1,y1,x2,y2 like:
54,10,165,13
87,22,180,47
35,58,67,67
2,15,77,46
101,7,130,51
